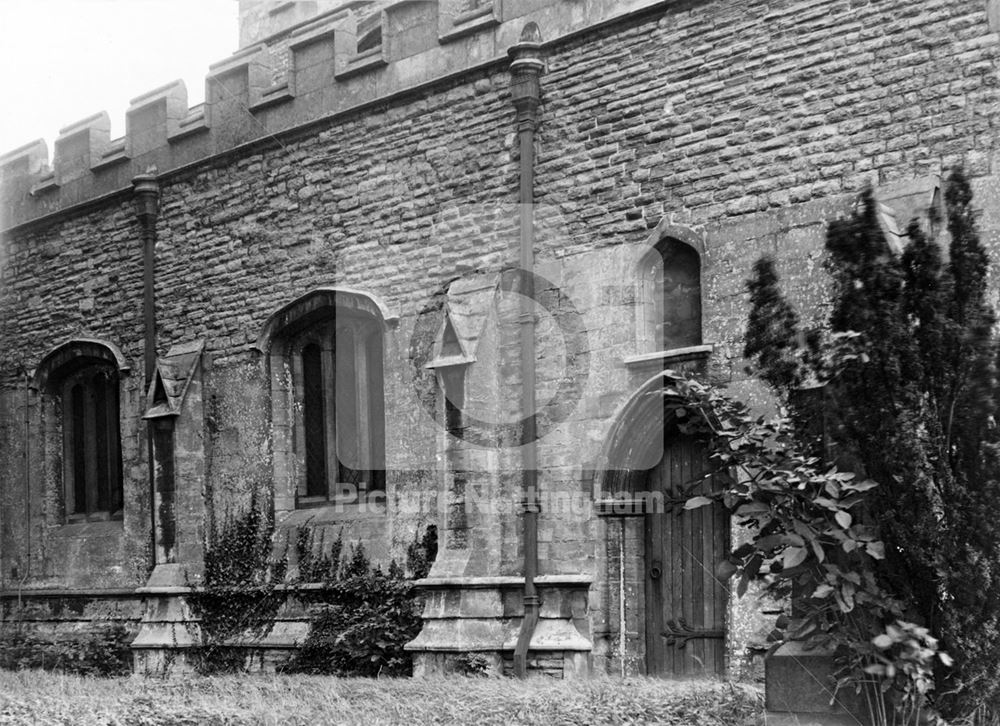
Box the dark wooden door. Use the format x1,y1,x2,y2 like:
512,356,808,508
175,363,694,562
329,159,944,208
644,435,728,677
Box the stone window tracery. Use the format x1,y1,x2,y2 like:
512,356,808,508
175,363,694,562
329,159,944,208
34,340,128,523
287,312,385,505
258,289,390,512
61,365,123,519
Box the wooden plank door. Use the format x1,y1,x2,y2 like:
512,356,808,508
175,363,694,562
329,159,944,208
644,435,728,678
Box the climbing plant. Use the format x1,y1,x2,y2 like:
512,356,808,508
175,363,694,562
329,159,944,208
281,525,437,676
186,492,285,674
187,486,437,678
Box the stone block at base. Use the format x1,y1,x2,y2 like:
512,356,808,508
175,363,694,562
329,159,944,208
765,642,872,725
762,712,868,726
406,575,593,678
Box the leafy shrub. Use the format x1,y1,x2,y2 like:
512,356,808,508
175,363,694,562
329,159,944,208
282,525,437,676
682,385,944,721
405,524,438,580
188,484,437,678
454,652,493,677
0,624,132,676
293,523,343,584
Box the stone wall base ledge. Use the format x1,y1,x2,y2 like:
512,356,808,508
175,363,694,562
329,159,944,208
762,714,865,726
415,575,593,589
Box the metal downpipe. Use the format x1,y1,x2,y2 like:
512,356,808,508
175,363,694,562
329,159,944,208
508,23,544,679
132,171,160,569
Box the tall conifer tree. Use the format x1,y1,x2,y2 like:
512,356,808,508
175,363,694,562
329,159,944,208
744,169,1000,717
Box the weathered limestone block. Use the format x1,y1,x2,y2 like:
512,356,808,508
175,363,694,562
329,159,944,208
407,575,592,678
765,643,875,726
53,112,110,185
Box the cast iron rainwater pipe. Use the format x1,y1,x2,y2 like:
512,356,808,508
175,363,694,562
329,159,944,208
132,170,160,564
509,22,544,679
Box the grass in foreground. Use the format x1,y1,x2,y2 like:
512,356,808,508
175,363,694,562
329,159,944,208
0,671,763,725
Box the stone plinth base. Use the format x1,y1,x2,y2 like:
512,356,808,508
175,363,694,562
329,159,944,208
765,642,875,725
406,575,593,678
762,714,866,726
130,566,317,674
0,585,143,667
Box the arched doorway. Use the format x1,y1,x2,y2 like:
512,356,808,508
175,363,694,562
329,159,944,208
593,372,729,678
643,432,728,677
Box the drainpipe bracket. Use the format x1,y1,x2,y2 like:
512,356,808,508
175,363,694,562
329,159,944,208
519,498,541,513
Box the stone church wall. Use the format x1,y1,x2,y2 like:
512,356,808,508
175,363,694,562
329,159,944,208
2,0,1000,676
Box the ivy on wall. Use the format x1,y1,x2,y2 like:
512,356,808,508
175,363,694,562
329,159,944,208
282,525,437,676
188,490,438,677
186,491,284,674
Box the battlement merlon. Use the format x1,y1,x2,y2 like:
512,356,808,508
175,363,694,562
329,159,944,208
0,0,667,232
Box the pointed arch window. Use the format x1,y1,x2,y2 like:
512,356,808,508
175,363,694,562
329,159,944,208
34,340,128,523
288,313,385,505
258,289,391,510
62,366,123,518
639,238,703,352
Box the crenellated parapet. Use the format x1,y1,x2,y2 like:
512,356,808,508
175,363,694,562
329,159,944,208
0,0,666,230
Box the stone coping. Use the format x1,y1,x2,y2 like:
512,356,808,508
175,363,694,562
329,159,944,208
3,576,593,598
622,344,715,369
0,587,140,599
405,616,592,652
135,582,338,595
414,574,592,589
